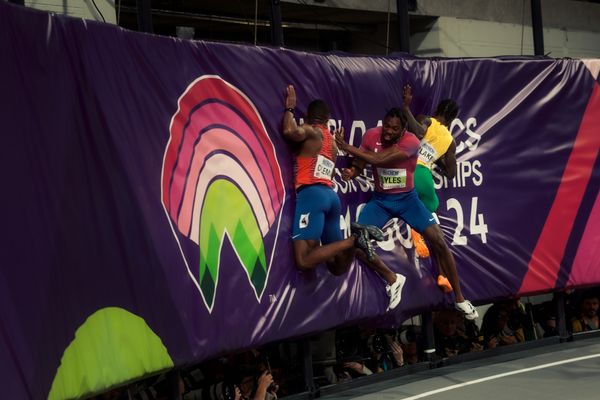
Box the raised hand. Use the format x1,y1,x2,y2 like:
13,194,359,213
285,85,296,109
470,342,484,352
257,370,274,391
334,127,347,150
343,361,365,374
402,84,413,107
341,167,355,181
389,340,404,366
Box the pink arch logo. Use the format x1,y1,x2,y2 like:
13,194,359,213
161,75,286,312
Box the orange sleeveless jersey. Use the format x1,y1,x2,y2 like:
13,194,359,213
295,124,336,189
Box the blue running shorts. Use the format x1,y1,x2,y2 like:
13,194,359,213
357,190,436,233
292,184,343,244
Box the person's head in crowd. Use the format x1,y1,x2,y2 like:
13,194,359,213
492,300,526,332
433,309,465,357
434,309,462,337
364,329,404,372
335,326,362,364
572,291,600,333
366,328,400,358
397,325,422,364
482,301,526,347
535,301,558,338
367,332,389,356
580,292,599,319
236,364,277,400
435,309,486,356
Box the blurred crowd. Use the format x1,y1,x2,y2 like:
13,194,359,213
93,287,600,400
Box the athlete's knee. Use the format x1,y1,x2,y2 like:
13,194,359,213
294,255,313,271
293,240,319,270
328,250,354,275
429,237,447,256
423,225,447,252
328,262,351,276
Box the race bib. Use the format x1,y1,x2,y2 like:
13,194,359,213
377,168,406,189
417,140,438,167
314,155,334,180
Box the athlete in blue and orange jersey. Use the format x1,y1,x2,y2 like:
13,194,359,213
294,120,337,190
336,108,477,320
282,85,405,310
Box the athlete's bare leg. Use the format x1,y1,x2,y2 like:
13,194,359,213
355,249,405,310
293,238,356,275
355,251,396,284
421,224,465,302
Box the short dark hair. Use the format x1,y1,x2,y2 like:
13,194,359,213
434,99,459,123
384,107,407,127
306,99,330,124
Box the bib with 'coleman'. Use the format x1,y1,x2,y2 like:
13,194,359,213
295,124,335,189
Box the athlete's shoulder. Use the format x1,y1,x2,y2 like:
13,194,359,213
361,127,381,147
431,117,451,135
310,123,329,135
364,127,381,138
403,131,420,145
397,131,420,155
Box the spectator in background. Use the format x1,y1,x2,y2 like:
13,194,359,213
364,331,404,372
237,368,277,400
337,360,374,381
533,301,559,338
571,292,599,333
481,300,526,348
433,309,484,358
397,325,422,365
322,326,373,384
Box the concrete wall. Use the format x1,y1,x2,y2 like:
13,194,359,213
24,0,116,23
284,0,600,33
284,0,600,58
413,16,600,58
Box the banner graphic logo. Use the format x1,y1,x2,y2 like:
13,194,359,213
161,76,285,312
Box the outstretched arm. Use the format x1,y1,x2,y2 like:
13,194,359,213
340,151,367,181
402,84,429,140
335,130,409,166
282,85,312,142
333,127,364,180
435,140,457,179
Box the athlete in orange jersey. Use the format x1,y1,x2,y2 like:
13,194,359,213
282,85,405,310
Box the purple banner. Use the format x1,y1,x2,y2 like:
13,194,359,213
1,3,599,399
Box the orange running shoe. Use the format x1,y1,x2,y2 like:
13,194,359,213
437,275,453,293
411,228,430,258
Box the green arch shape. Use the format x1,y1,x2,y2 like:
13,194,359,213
199,179,267,309
49,307,174,400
